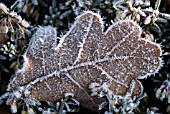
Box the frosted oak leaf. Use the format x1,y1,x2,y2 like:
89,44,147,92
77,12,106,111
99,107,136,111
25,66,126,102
7,11,162,111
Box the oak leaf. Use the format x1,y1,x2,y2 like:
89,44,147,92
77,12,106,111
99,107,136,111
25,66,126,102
7,11,162,111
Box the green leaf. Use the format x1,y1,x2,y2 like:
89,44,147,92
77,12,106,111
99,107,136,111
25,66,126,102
99,101,108,110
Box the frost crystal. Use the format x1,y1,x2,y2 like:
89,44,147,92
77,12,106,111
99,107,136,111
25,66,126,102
6,11,162,111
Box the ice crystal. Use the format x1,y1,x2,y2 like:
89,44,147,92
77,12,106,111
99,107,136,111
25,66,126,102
147,107,160,114
3,11,162,111
89,81,146,113
156,73,170,103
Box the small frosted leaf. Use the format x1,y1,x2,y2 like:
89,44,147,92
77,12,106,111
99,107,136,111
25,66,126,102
7,11,162,111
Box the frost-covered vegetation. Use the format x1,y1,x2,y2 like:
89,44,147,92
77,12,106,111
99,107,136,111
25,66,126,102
0,0,170,114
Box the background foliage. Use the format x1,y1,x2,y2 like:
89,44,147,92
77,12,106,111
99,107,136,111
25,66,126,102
0,0,170,113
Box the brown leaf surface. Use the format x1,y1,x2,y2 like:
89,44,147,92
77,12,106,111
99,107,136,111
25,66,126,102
7,11,162,111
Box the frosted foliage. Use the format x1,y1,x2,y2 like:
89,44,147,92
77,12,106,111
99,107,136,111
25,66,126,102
7,12,162,111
